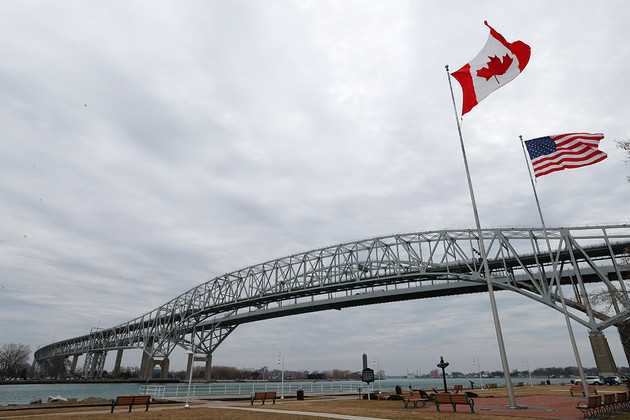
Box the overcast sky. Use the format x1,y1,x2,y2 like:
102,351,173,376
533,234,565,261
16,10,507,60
1,0,629,376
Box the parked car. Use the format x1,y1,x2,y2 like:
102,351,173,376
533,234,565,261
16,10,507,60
602,376,625,385
574,375,604,385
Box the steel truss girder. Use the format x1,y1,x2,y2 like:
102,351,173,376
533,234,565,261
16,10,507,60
82,350,107,379
488,228,630,330
34,224,630,378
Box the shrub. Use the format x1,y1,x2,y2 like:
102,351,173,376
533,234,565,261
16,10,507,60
465,391,478,398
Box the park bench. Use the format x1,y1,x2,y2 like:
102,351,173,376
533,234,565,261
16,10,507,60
453,384,463,393
570,385,597,397
539,380,546,386
400,390,428,409
434,393,474,413
250,391,276,405
602,393,617,415
110,395,151,413
616,392,629,411
577,393,627,417
516,382,525,388
487,383,497,389
577,395,602,418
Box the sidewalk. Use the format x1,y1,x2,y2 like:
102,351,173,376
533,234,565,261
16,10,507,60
0,387,605,420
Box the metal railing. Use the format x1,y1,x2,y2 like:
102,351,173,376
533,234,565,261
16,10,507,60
140,381,365,398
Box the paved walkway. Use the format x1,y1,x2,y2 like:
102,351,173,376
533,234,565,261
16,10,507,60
0,398,387,420
221,406,389,420
0,393,593,420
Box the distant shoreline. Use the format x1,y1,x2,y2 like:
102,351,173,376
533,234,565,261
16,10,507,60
0,378,180,386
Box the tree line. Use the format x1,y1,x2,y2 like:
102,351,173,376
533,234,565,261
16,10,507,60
3,343,630,382
3,341,630,381
0,343,364,381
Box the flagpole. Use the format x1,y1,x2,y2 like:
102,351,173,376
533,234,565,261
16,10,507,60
519,135,590,396
446,65,517,408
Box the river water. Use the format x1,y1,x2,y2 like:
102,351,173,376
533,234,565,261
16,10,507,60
0,382,142,406
0,377,568,406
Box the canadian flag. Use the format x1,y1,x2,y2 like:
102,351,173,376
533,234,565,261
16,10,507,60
452,21,531,115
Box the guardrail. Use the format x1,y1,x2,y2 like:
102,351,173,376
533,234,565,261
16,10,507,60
140,381,368,398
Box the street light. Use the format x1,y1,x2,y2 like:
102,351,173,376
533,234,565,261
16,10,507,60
373,358,381,394
277,353,284,399
185,331,195,409
472,356,484,390
522,359,533,388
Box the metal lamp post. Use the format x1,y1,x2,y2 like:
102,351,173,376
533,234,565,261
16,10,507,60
277,353,284,399
522,359,533,388
184,331,195,409
437,356,449,393
373,358,381,394
473,356,483,390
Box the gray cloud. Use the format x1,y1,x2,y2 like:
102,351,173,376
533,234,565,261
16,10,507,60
1,0,628,375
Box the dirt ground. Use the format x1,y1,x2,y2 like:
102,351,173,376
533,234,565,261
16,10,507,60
2,384,630,420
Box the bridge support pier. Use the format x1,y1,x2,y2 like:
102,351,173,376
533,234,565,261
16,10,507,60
140,353,170,379
112,349,124,378
33,359,48,377
186,354,212,381
616,321,630,366
186,353,193,378
203,354,212,380
140,352,152,380
83,351,107,379
70,354,79,374
589,330,618,376
157,358,169,379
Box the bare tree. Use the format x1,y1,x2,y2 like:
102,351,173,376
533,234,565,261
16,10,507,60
588,247,630,313
47,355,69,379
618,139,630,182
0,343,31,379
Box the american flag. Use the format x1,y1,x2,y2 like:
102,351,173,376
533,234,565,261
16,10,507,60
524,133,607,177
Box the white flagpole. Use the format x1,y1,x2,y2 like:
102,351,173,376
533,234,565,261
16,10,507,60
446,66,517,408
519,135,590,396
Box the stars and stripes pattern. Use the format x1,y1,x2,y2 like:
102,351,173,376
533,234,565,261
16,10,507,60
524,133,607,177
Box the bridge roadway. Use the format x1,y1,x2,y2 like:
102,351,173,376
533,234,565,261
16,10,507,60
33,224,630,379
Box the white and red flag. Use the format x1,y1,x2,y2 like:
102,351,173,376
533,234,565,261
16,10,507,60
452,21,531,115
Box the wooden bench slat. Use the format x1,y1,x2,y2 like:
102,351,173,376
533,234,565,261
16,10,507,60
110,395,151,413
251,391,277,405
570,385,597,397
400,390,428,409
434,392,474,413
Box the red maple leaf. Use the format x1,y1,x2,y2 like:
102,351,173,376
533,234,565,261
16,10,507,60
476,54,513,83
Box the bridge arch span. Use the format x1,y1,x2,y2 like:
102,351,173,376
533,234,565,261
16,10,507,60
34,224,630,378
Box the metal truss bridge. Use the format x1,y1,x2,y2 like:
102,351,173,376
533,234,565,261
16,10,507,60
34,224,630,379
